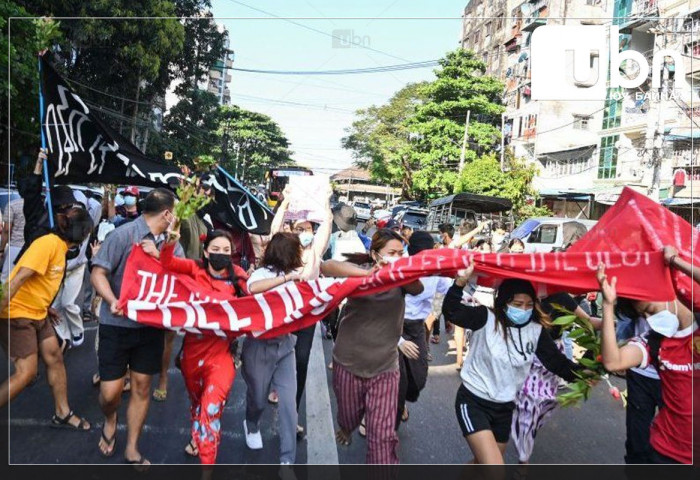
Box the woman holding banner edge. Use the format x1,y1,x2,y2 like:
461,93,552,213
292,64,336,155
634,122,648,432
442,261,583,464
141,229,249,467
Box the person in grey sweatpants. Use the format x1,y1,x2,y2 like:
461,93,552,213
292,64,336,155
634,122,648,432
241,334,297,464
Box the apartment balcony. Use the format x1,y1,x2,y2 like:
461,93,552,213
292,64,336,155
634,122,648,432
210,69,222,80
618,0,659,33
683,54,700,80
225,74,232,83
521,1,548,33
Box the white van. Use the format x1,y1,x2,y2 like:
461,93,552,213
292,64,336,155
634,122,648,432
511,217,598,253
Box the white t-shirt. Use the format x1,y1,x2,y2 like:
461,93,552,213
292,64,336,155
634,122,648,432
247,266,283,290
461,310,543,403
404,276,452,320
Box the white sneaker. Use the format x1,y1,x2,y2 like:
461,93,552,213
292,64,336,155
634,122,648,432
244,420,263,449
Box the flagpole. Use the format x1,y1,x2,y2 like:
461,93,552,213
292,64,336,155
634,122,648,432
216,165,271,212
38,54,54,228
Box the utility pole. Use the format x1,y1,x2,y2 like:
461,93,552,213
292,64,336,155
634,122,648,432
647,24,667,201
500,113,506,171
458,110,471,173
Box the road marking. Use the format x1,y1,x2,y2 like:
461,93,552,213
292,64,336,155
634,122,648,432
6,417,243,440
304,323,340,469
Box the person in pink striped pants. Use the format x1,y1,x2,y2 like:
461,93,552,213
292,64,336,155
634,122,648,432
329,229,423,464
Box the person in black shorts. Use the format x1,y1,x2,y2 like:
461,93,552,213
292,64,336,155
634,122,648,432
443,262,582,464
91,188,184,465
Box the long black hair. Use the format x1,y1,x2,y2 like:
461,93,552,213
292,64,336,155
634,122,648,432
493,279,551,339
196,229,244,297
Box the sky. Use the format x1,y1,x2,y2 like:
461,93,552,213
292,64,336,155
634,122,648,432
206,0,466,176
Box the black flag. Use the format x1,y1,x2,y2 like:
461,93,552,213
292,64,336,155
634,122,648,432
40,53,274,234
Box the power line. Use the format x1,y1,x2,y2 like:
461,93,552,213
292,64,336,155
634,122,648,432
231,93,356,113
231,60,439,76
66,77,152,106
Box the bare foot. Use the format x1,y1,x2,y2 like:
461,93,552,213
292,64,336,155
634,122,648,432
336,429,352,446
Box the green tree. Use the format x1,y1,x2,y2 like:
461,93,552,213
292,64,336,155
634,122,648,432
172,0,228,96
147,88,221,165
217,105,293,184
342,82,427,199
406,48,505,198
455,152,551,222
0,7,62,176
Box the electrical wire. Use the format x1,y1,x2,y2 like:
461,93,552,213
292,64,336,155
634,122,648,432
231,60,439,76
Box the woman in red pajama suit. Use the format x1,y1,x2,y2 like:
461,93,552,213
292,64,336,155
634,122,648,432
144,229,248,465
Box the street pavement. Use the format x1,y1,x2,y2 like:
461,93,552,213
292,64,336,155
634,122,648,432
1,317,628,464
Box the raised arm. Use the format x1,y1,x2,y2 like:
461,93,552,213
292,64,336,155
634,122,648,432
313,186,334,258
452,222,487,249
441,262,489,330
664,245,700,284
270,185,292,235
596,264,644,371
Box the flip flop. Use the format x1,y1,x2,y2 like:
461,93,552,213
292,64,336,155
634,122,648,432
50,410,91,431
98,417,117,458
358,419,366,437
184,439,199,457
125,455,150,470
92,373,100,387
152,389,167,402
401,407,409,422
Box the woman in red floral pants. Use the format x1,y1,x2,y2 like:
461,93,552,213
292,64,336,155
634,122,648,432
143,229,248,465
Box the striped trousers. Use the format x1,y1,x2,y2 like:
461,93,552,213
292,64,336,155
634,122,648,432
332,362,400,464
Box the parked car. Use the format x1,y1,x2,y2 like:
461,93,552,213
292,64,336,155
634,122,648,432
395,207,429,230
511,217,598,253
353,201,372,221
0,187,20,213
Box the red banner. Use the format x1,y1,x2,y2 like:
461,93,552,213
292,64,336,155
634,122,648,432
119,245,675,336
569,187,699,308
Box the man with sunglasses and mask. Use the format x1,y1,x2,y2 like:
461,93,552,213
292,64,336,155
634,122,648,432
14,149,85,267
90,188,184,465
0,206,93,432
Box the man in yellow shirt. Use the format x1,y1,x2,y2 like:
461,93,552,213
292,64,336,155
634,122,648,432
0,206,93,431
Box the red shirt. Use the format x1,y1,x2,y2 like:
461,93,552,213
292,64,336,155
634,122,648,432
631,324,695,464
160,242,249,357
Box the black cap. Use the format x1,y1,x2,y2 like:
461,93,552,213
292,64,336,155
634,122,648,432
53,185,77,207
408,230,435,255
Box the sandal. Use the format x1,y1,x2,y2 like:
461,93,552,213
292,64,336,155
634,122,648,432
50,410,91,431
268,391,279,404
125,455,150,469
401,407,409,422
92,373,100,387
184,438,199,457
152,389,167,402
98,416,117,457
358,418,366,438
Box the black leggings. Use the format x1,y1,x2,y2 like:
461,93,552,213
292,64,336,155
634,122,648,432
293,324,315,410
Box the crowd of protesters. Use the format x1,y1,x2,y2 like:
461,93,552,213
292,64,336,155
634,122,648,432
0,149,694,468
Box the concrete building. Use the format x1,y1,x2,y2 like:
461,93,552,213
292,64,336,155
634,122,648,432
199,25,234,106
460,0,700,220
331,167,401,206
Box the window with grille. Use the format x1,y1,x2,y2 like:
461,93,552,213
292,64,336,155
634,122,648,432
598,135,619,179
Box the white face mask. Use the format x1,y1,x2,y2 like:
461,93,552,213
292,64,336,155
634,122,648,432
382,255,400,265
647,301,680,337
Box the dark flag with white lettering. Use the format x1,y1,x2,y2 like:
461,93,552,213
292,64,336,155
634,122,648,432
40,53,274,234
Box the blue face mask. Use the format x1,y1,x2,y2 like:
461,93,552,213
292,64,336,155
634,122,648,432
124,195,137,207
298,231,314,248
506,305,533,326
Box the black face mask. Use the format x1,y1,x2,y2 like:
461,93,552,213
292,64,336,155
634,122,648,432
208,253,232,271
65,245,80,260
